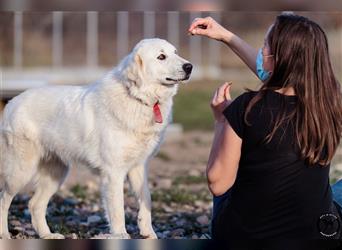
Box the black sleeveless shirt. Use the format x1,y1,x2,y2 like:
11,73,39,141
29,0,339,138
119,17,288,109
213,89,341,240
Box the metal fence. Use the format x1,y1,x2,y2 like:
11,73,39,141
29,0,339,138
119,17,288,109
10,11,222,76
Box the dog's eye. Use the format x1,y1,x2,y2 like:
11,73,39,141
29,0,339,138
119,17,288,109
157,54,166,60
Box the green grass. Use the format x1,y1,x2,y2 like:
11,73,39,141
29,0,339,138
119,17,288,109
48,221,72,235
173,80,243,131
173,78,342,131
173,89,213,131
152,188,211,205
70,184,88,200
173,175,207,185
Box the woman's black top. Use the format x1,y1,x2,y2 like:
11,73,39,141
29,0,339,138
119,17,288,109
212,89,342,240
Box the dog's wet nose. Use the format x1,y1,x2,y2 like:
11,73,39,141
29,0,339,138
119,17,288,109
183,63,193,75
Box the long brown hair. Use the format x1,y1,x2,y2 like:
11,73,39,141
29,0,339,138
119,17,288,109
245,13,342,166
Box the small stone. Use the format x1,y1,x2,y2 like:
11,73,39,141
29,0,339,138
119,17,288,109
26,230,36,237
19,194,30,202
200,234,211,239
24,224,33,229
72,209,80,216
86,181,98,191
12,226,24,233
156,232,164,238
10,220,21,227
80,222,89,227
66,233,78,239
87,215,102,225
162,205,173,213
91,233,112,239
170,228,185,237
170,202,178,207
66,220,77,227
189,169,201,177
23,209,31,218
196,215,209,225
156,178,172,189
194,200,205,207
91,204,100,212
126,224,136,233
192,234,199,239
335,163,342,172
64,198,78,206
98,224,109,230
175,219,186,227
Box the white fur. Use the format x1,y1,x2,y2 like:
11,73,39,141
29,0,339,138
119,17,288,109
0,38,191,239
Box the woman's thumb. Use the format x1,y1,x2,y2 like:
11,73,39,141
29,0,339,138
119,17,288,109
191,27,208,36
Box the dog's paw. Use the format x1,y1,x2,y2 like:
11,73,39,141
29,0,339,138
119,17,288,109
141,232,158,239
42,233,65,239
140,229,158,239
0,233,11,239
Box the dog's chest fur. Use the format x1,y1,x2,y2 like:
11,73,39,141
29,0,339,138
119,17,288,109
95,82,175,167
121,101,171,162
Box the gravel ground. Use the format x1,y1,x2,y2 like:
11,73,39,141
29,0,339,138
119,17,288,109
5,131,342,239
6,131,214,239
7,187,212,239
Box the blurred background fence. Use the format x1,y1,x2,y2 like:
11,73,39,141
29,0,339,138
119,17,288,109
0,12,341,92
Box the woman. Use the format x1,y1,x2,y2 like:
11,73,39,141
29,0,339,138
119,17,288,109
188,13,342,240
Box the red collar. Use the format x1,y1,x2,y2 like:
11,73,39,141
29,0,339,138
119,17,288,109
153,102,163,123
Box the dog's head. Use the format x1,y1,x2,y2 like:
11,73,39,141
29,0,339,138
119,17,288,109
123,38,193,88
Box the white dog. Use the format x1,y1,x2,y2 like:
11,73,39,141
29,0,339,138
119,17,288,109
0,38,192,239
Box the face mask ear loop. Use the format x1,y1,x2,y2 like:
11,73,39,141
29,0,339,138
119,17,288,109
256,48,272,82
266,54,274,78
264,54,274,80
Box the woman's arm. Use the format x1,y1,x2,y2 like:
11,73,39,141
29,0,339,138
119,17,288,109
207,121,242,196
206,83,242,196
221,31,258,76
188,17,258,76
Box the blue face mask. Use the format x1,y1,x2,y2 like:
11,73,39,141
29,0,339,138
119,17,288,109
256,48,271,81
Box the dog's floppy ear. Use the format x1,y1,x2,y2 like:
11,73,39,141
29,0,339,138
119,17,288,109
135,53,143,69
125,50,144,87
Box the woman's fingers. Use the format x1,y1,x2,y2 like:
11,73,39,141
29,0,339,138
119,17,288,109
211,82,233,108
188,17,209,32
215,82,230,104
225,82,232,101
191,28,208,36
211,89,219,107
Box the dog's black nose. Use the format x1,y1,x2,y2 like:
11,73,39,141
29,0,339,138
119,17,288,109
183,63,193,75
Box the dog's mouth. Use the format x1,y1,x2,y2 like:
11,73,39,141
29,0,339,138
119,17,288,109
164,75,190,85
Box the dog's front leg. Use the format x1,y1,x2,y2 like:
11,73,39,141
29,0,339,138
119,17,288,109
101,173,130,239
128,164,157,239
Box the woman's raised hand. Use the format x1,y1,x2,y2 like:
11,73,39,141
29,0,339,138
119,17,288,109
211,82,233,123
188,16,229,41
